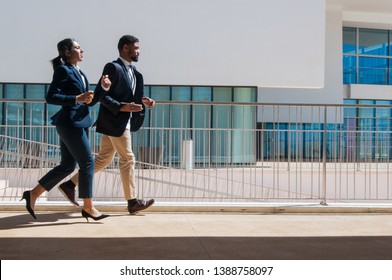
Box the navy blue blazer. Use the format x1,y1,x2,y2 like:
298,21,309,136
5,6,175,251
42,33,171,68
94,58,146,136
46,63,96,128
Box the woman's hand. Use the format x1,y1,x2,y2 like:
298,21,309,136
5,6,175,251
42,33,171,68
76,90,94,104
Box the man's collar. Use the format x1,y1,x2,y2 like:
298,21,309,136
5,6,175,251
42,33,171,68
119,57,131,67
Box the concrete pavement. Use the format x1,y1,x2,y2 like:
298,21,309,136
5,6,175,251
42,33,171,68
1,208,392,259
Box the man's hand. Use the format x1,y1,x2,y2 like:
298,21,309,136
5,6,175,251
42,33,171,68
142,97,156,109
100,75,111,90
119,102,143,112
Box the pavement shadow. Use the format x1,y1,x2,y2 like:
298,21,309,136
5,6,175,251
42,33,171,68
2,235,392,260
0,212,89,230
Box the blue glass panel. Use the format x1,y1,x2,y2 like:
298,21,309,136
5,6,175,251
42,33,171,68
25,85,46,131
172,86,190,101
0,85,3,126
150,85,170,128
148,86,171,156
213,87,232,128
343,99,357,105
192,86,211,128
343,55,357,84
4,84,23,99
150,85,170,101
358,57,388,84
139,85,150,129
47,104,59,125
358,100,375,159
375,100,391,131
359,28,388,56
211,87,232,164
343,100,357,126
192,86,211,102
3,84,24,127
4,101,23,125
191,87,211,165
166,87,191,162
343,27,356,54
26,84,45,99
390,59,392,85
343,101,357,161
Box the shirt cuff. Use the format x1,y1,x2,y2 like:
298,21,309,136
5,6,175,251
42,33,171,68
102,85,110,91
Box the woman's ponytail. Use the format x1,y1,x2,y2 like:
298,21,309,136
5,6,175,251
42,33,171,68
51,55,63,70
50,38,75,71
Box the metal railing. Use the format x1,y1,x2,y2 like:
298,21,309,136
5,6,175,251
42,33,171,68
1,100,392,206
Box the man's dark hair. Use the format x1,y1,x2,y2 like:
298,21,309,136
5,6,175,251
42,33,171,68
118,35,139,51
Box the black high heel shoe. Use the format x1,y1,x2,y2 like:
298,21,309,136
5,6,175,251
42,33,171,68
81,209,109,222
20,191,36,220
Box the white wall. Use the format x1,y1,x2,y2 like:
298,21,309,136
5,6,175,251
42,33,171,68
0,0,325,88
343,11,392,29
348,84,392,100
257,9,344,123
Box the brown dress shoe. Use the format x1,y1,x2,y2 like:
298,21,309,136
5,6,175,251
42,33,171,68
127,199,155,214
59,181,79,207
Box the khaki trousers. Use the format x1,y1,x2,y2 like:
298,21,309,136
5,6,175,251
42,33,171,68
71,129,136,200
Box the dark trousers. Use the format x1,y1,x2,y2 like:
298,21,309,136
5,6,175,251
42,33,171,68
38,125,94,198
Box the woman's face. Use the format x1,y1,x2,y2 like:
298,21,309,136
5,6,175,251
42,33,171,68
66,41,84,65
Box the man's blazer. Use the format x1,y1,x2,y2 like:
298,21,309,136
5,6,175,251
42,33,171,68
94,58,146,136
46,63,93,128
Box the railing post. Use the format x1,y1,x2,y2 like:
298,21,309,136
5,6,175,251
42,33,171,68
321,106,327,205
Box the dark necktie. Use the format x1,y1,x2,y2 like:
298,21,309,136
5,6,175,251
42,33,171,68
128,65,136,93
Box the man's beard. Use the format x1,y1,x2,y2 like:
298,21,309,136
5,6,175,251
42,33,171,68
131,56,139,62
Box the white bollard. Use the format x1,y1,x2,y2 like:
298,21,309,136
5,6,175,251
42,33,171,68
181,139,194,170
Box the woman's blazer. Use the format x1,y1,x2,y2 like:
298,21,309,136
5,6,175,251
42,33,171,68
46,63,94,128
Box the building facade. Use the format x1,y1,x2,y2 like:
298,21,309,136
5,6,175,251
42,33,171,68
1,0,392,163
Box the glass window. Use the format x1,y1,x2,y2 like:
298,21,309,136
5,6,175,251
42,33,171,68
390,58,392,84
375,100,391,130
146,86,171,154
25,84,46,127
3,84,24,127
359,28,389,56
26,84,46,99
211,87,232,164
149,85,170,132
150,85,170,101
4,84,24,99
232,88,257,164
0,82,261,165
171,86,191,128
212,87,232,128
343,27,357,54
343,55,357,84
172,86,191,101
192,86,211,102
0,85,3,126
344,27,392,85
358,57,388,84
358,100,376,159
343,99,357,119
140,85,150,129
169,87,191,161
192,86,211,127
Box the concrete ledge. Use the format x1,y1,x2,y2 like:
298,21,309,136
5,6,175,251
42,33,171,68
2,201,392,214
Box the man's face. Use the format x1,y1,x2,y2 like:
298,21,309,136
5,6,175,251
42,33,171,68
125,42,140,62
